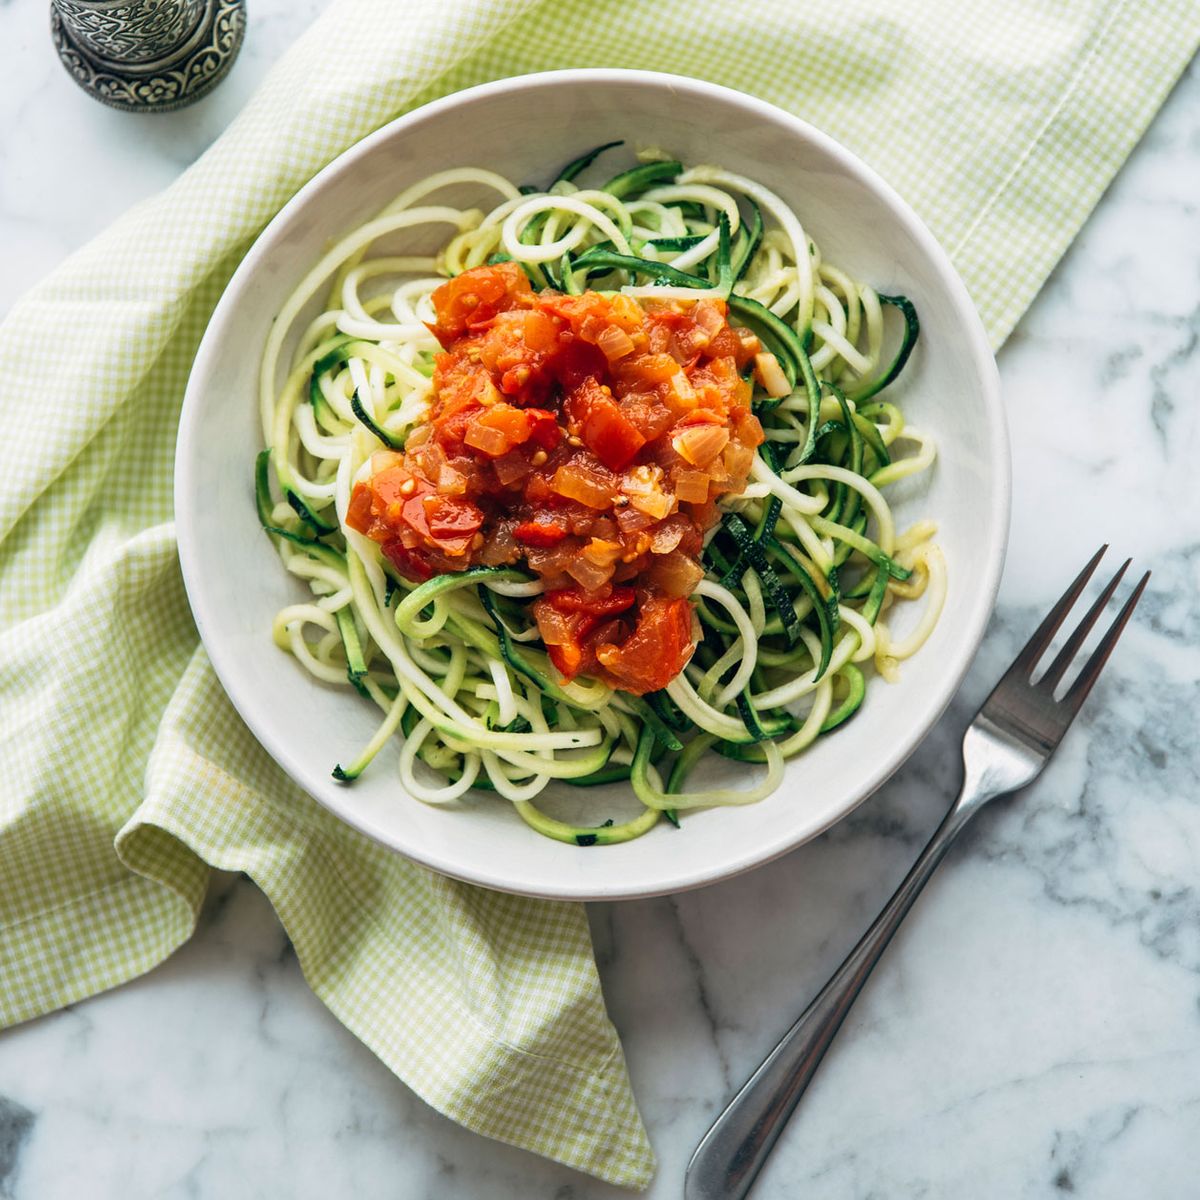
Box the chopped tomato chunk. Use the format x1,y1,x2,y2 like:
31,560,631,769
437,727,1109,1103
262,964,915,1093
382,538,433,583
345,481,375,534
534,589,693,694
526,410,561,450
582,397,647,471
514,518,569,547
427,497,484,543
595,595,694,694
546,586,636,616
547,641,584,679
430,261,531,343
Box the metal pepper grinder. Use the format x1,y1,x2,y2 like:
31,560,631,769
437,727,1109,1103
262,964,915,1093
51,0,246,113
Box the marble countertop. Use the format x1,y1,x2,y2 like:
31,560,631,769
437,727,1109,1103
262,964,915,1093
2,5,1198,1198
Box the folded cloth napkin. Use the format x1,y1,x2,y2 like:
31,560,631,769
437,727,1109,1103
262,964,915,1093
1,0,1196,1187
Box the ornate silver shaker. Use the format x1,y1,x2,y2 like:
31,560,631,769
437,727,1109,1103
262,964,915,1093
50,0,247,113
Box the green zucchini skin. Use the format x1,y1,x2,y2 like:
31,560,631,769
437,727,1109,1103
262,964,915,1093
602,159,681,198
731,199,763,283
646,234,707,252
820,664,866,733
848,294,920,402
553,140,623,185
256,450,342,547
308,335,354,425
351,390,404,450
572,246,711,291
285,489,336,536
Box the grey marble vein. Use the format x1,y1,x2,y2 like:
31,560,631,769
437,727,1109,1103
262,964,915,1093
0,1096,35,1200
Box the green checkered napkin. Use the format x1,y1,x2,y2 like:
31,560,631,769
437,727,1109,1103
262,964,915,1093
1,0,1196,1187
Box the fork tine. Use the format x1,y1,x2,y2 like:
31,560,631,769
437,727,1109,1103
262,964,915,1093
1062,570,1150,712
1037,557,1130,692
1008,544,1108,678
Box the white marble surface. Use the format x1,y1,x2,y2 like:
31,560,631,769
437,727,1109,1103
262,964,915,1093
2,5,1198,1197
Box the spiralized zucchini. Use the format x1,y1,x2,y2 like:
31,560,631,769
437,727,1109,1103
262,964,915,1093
257,145,945,846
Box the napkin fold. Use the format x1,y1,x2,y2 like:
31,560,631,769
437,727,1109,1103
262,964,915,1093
1,0,1196,1187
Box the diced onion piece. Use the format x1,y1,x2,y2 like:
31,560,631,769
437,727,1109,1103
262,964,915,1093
674,469,710,504
437,464,467,494
616,505,656,534
629,491,673,519
464,422,510,456
673,423,730,467
476,374,503,407
650,519,686,555
694,300,726,338
583,537,622,566
735,327,762,356
552,462,614,509
525,542,578,575
754,351,791,398
493,450,532,485
479,522,518,566
647,550,705,596
565,552,614,591
667,370,697,407
623,353,679,384
607,292,645,330
621,464,659,495
723,439,755,479
597,324,636,362
412,441,446,477
371,450,406,473
621,464,675,520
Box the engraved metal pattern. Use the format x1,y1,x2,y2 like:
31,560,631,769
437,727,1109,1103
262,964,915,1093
51,0,245,113
51,0,201,64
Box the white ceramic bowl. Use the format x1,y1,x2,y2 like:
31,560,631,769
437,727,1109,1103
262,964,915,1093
176,69,1008,900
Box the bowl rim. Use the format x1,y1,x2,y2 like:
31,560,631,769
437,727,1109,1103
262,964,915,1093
176,67,1010,900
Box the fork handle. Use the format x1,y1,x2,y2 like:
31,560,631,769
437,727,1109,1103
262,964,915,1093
686,792,980,1200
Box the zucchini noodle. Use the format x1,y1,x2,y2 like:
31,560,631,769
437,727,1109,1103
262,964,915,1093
256,144,945,847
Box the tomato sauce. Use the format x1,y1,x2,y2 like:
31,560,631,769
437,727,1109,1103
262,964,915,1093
346,262,764,694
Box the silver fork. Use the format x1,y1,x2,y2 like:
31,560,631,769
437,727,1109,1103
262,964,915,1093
685,545,1150,1200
